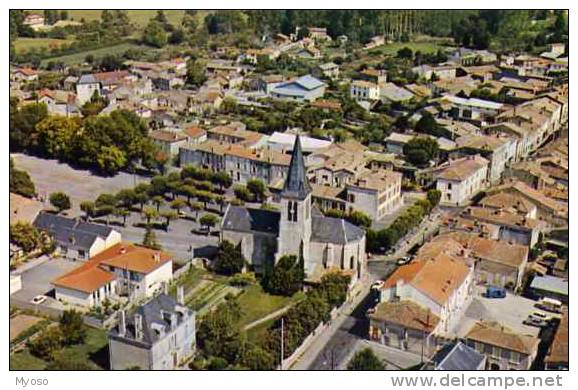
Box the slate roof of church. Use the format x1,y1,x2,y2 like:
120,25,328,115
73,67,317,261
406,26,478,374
221,206,280,235
311,208,365,245
282,135,312,200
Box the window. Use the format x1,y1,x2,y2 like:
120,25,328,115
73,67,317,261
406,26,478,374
510,352,520,364
348,194,355,203
292,201,298,222
447,183,452,190
492,346,500,359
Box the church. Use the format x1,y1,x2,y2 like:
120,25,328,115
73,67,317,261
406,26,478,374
221,136,367,283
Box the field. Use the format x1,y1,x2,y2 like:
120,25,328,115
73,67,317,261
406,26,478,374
39,42,145,66
9,327,109,370
13,37,75,53
29,10,187,29
368,41,448,56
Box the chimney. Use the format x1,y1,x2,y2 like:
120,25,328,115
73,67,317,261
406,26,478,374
134,313,144,341
395,279,404,299
119,246,127,254
118,310,126,337
153,251,161,262
177,286,184,305
170,312,178,331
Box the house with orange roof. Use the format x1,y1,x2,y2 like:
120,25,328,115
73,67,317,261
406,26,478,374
53,243,173,308
369,252,473,354
13,67,39,82
377,253,473,334
465,321,540,370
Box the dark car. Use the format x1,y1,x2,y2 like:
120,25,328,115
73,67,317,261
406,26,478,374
485,286,506,298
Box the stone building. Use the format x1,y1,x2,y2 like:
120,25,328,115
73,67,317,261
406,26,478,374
108,291,196,370
221,136,366,283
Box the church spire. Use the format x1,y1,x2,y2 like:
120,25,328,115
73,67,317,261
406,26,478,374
282,135,311,200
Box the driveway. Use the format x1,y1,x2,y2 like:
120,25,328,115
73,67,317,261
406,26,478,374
11,258,79,302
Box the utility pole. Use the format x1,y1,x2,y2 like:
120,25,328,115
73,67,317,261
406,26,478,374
280,317,284,370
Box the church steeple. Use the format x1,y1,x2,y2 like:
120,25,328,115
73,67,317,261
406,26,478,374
282,135,311,200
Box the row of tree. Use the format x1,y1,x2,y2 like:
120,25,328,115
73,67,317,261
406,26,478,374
366,189,441,253
10,102,164,176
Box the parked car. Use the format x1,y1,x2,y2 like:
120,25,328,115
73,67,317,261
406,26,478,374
371,281,384,290
530,311,553,322
485,286,506,298
31,295,47,305
523,315,549,328
536,297,563,313
396,256,412,266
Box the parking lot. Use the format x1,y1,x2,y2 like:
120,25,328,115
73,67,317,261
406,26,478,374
451,285,542,338
11,258,79,304
11,153,149,217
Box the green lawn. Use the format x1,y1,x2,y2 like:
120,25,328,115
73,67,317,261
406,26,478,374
246,317,277,343
368,41,447,56
237,284,303,328
28,10,214,30
40,42,145,66
10,327,109,371
13,37,75,53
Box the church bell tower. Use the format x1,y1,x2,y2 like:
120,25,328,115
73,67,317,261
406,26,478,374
276,136,312,272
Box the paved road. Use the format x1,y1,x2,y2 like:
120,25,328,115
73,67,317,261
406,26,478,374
296,207,454,371
294,262,397,370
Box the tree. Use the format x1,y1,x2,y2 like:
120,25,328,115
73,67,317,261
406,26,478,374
142,227,161,250
247,179,267,203
214,240,245,276
35,116,80,159
403,137,439,167
263,255,304,296
59,310,87,345
10,222,42,252
169,28,185,44
189,201,203,219
142,206,159,226
160,210,178,231
397,46,413,59
10,102,48,151
212,171,233,191
96,145,127,175
49,192,71,213
80,201,95,221
346,210,372,229
27,327,62,361
142,20,168,48
196,297,243,362
200,213,219,234
115,208,130,226
151,195,165,212
116,188,137,209
241,345,275,370
234,185,253,202
170,198,187,214
347,348,385,370
186,57,207,87
9,159,36,198
426,189,441,207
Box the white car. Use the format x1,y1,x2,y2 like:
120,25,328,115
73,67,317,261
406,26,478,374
371,281,384,289
31,295,47,305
